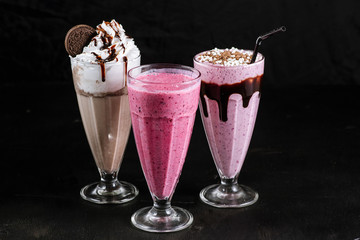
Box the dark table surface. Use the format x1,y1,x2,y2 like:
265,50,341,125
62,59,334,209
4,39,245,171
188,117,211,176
1,83,360,240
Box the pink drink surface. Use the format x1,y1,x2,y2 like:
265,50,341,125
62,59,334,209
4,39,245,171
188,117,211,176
194,53,264,178
128,72,200,199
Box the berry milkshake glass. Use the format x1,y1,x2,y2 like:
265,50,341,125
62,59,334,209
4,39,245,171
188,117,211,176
128,64,200,232
194,48,264,208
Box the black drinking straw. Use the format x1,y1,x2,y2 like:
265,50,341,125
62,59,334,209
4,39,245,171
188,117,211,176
250,26,286,64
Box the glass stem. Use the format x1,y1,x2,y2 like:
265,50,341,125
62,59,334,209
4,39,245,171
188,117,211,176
150,198,174,218
97,171,122,196
219,176,242,194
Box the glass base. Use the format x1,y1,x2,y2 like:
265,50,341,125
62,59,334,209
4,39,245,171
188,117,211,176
80,181,138,204
131,206,193,233
200,183,258,208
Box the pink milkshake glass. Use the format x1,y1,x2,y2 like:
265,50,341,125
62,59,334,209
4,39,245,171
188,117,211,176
128,64,200,232
194,50,264,208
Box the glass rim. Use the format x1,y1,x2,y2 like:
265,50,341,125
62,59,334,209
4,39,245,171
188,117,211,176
193,49,264,68
128,63,201,85
69,53,141,66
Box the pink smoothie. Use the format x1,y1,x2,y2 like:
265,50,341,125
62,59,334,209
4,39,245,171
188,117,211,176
194,51,264,178
128,72,200,199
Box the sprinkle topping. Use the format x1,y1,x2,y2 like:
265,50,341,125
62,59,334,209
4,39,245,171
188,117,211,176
196,47,253,66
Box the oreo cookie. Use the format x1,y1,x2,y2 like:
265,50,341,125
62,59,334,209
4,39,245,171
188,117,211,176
65,24,96,57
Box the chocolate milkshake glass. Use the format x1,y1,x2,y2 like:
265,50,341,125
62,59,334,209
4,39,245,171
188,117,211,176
194,48,264,208
128,64,200,232
70,56,140,204
69,20,140,204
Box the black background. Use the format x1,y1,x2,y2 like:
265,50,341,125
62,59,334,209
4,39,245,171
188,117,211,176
1,0,360,239
1,0,360,86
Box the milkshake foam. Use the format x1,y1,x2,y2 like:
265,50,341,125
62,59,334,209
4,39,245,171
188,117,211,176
71,20,140,96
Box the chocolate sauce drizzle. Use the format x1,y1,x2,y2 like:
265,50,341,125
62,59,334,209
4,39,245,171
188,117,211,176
200,75,263,122
123,56,128,86
90,22,126,82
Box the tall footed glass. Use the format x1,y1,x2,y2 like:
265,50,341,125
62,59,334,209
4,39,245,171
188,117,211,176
194,50,264,208
128,64,200,232
70,55,140,204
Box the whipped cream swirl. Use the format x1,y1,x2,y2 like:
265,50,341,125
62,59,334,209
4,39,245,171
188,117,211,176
73,20,140,63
